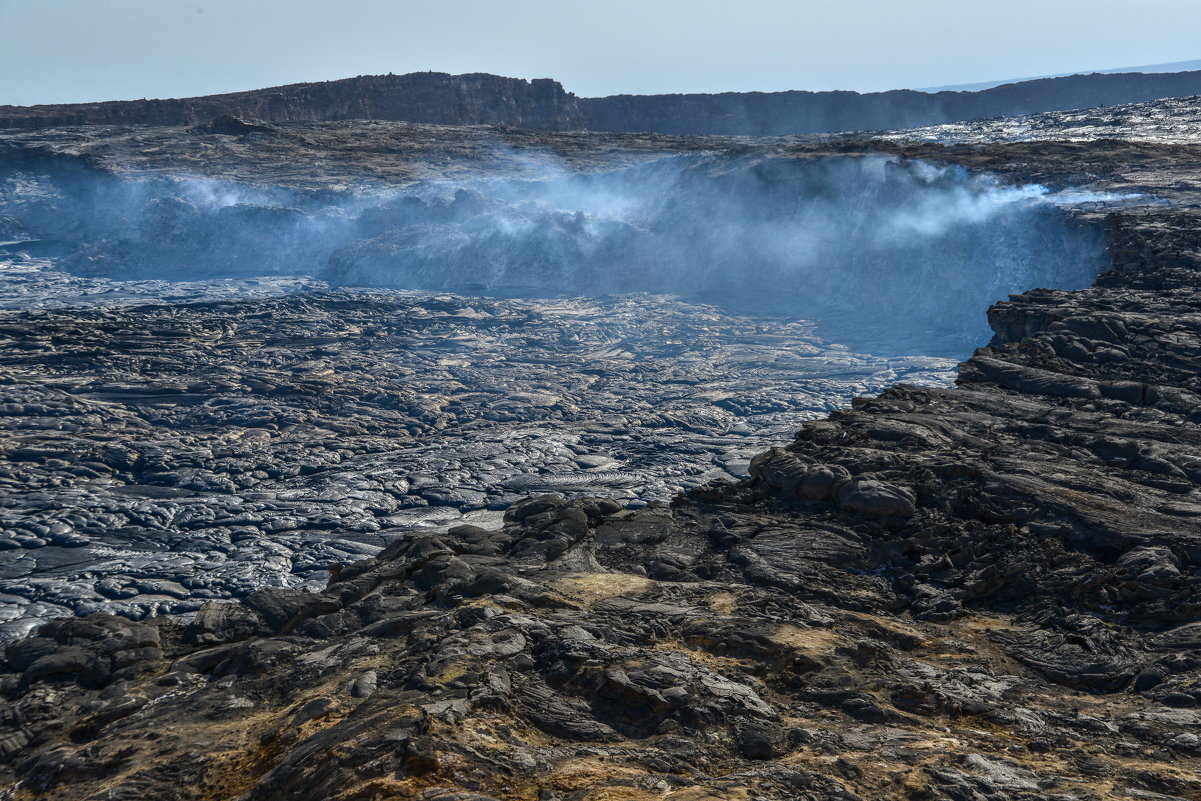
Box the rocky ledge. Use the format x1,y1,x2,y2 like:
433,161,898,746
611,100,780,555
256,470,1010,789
4,115,1201,798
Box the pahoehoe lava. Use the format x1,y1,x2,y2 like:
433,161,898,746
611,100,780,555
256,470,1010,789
2,94,1201,800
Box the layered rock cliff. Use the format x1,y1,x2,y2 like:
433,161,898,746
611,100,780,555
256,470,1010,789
0,73,582,131
5,69,1201,135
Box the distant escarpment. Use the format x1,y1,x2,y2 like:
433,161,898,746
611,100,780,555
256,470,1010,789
0,73,581,132
5,69,1201,135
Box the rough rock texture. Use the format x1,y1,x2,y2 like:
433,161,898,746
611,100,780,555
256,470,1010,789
883,93,1201,145
0,117,719,190
0,285,950,639
6,68,1201,135
3,99,1201,798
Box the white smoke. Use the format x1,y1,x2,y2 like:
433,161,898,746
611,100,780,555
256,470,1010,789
0,153,1111,355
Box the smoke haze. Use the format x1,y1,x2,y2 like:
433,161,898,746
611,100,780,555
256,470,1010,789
0,153,1109,355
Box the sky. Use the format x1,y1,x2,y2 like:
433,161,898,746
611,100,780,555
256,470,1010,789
2,0,1200,106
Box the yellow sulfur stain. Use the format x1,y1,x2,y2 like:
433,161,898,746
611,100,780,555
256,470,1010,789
550,758,651,792
551,572,655,604
706,592,740,614
769,623,842,657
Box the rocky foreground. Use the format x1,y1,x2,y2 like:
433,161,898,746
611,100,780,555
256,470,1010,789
4,102,1201,799
0,274,954,640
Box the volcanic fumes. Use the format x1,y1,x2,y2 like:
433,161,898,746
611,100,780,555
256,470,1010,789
1,153,1109,355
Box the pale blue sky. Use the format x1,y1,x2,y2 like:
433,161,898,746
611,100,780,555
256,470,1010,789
2,0,1200,106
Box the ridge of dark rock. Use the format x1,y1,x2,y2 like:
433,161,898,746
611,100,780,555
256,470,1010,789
6,68,1201,135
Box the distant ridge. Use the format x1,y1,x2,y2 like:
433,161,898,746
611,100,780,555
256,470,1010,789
919,58,1201,92
3,69,1201,136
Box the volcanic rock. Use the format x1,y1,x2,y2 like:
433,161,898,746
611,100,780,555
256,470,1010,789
2,96,1201,799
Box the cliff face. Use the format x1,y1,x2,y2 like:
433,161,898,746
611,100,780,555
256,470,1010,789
3,69,1201,135
581,71,1201,134
0,73,583,131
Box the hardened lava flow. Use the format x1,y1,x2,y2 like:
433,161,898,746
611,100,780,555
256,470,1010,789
2,96,1201,800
